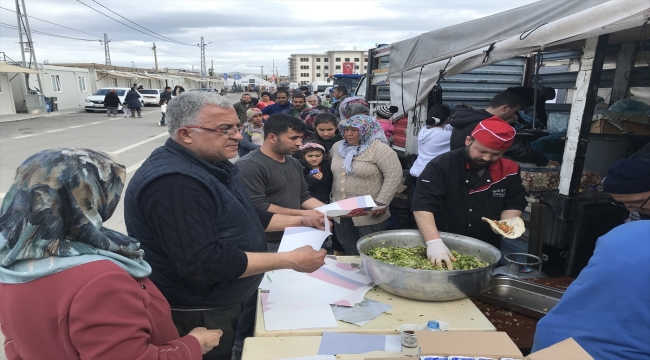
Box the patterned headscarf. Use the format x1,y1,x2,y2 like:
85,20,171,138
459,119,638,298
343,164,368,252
0,149,145,268
246,108,263,122
338,96,369,120
337,115,387,174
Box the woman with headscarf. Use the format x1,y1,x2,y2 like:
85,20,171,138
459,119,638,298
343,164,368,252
256,92,275,120
338,96,370,121
0,149,222,359
239,108,265,157
330,115,402,255
125,86,142,118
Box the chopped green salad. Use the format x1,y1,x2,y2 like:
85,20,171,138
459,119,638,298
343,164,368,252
366,246,488,271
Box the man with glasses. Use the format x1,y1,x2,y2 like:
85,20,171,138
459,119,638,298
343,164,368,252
124,91,327,360
261,89,292,116
533,158,650,359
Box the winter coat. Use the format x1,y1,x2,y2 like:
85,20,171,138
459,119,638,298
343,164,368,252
449,108,550,166
103,92,121,107
160,91,172,103
0,260,202,359
301,159,333,204
125,90,142,109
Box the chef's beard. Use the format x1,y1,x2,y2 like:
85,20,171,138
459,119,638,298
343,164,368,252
464,146,495,170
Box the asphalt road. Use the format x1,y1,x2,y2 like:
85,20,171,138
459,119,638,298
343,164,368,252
0,93,246,235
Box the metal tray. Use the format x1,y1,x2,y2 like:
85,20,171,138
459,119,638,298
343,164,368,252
476,276,565,319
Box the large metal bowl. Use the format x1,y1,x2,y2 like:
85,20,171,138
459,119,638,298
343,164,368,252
357,230,501,301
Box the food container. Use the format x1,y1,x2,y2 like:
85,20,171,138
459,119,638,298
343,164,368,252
357,230,501,301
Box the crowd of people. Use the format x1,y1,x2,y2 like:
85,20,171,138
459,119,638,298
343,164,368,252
0,85,648,360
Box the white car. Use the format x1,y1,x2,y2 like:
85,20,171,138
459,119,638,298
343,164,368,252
139,89,164,106
84,88,133,113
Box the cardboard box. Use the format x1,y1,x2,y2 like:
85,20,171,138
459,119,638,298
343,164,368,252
416,331,523,359
590,119,623,134
590,119,650,135
366,332,593,360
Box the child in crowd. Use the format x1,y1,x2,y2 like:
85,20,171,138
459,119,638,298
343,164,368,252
239,108,264,157
310,113,342,153
158,99,167,127
299,142,333,206
322,94,333,108
375,105,399,143
123,101,131,118
409,104,452,179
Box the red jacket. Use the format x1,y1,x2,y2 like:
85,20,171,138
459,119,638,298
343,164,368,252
0,260,202,359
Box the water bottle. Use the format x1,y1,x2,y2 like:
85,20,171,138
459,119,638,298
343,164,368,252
425,320,440,331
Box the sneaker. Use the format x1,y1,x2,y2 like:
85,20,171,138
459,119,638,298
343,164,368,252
157,121,161,126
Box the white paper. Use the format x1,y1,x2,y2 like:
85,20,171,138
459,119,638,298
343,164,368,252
277,227,330,253
262,293,338,331
267,259,373,305
280,356,336,360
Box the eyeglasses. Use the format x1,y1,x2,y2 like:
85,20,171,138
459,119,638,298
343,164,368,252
184,126,241,136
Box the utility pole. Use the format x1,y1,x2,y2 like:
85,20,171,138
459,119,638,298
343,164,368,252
103,33,111,65
210,60,214,76
15,0,43,93
152,42,158,72
200,36,206,79
261,66,263,77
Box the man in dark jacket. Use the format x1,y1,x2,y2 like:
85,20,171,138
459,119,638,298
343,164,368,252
332,85,349,120
507,86,556,127
103,89,121,117
449,91,557,167
233,93,255,123
262,90,292,116
160,86,172,103
124,91,327,360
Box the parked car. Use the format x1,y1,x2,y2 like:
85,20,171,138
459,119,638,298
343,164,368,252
84,88,135,113
139,89,164,105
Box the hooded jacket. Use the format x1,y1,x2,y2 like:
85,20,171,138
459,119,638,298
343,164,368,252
449,108,549,166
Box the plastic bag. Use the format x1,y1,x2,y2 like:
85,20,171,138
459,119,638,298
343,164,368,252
608,99,650,114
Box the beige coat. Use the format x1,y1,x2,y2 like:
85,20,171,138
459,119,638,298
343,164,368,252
330,140,402,226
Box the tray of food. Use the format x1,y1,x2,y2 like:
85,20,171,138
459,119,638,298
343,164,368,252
476,276,565,319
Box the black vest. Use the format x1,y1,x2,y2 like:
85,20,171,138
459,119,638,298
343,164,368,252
125,138,267,308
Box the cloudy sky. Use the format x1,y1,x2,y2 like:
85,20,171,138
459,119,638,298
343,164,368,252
1,0,538,76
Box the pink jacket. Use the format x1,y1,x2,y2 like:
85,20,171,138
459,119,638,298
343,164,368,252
379,120,395,140
0,260,202,360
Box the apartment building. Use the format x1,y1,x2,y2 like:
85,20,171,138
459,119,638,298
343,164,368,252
288,50,368,85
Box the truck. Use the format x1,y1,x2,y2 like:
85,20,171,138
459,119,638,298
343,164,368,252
353,0,650,280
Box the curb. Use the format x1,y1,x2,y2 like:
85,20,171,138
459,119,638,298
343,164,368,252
0,110,85,124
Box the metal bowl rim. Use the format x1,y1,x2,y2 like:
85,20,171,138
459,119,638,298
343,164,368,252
357,230,501,275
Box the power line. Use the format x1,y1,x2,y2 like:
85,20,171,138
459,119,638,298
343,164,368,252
0,9,199,62
89,0,195,47
0,6,102,38
0,22,98,42
76,0,195,47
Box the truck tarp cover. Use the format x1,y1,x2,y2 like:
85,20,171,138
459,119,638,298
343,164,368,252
389,0,650,118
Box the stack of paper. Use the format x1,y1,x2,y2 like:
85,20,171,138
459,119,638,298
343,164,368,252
261,225,376,332
267,258,373,306
315,195,386,217
316,196,387,232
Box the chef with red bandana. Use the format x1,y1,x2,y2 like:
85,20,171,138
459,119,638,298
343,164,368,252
411,117,527,269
